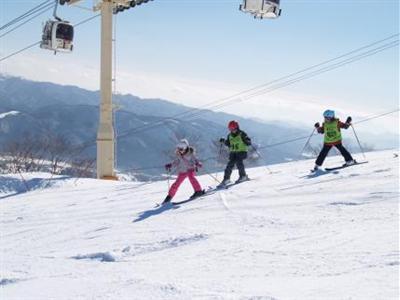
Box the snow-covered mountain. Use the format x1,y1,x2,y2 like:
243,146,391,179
1,150,398,299
0,75,312,177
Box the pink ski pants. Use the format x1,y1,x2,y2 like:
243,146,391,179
168,170,202,198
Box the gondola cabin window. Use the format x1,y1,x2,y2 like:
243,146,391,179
56,23,74,41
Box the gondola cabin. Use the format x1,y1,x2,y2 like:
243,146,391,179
240,0,281,19
40,20,74,53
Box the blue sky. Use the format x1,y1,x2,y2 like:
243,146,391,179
0,0,399,135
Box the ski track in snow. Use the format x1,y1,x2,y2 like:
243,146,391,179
0,150,399,299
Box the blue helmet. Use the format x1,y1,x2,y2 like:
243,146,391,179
323,109,335,119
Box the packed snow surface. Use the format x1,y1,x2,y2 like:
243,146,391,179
0,150,399,299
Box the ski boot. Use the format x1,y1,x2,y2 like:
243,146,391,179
161,195,172,205
343,159,356,167
235,175,249,184
217,179,231,188
311,165,320,173
189,190,206,199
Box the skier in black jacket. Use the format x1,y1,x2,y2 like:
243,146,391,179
219,120,251,186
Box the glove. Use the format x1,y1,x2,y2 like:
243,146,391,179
165,163,172,171
346,116,352,124
314,122,320,128
219,138,225,143
195,161,203,168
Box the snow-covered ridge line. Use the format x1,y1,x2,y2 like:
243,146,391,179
0,110,19,119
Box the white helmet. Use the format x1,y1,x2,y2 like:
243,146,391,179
176,139,189,150
323,109,335,119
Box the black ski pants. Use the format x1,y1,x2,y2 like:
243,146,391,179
315,143,353,166
224,151,247,180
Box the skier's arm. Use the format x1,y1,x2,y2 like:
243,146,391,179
240,131,252,146
339,116,352,129
165,154,179,170
193,156,202,169
220,135,230,147
190,149,202,168
339,120,350,129
315,122,324,134
170,157,180,168
225,134,231,147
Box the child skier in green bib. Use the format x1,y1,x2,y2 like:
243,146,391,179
218,120,252,186
313,109,355,172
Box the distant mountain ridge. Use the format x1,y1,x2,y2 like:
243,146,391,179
0,74,368,178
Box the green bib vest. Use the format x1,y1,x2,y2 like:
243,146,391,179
324,120,342,144
229,133,248,152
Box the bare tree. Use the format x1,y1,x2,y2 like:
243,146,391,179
3,133,46,173
0,133,95,178
44,133,73,174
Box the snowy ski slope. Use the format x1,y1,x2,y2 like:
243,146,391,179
0,150,399,299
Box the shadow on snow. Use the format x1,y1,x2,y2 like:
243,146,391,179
133,203,179,223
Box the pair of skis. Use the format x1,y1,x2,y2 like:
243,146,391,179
311,161,368,173
156,178,250,207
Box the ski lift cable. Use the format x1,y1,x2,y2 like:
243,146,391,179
172,40,399,120
209,40,400,113
114,35,399,139
354,108,400,125
0,14,100,63
68,37,399,153
0,0,54,31
0,3,55,39
115,38,399,140
69,4,94,12
199,41,399,115
177,33,400,120
73,14,101,27
178,40,400,118
0,42,42,63
132,33,400,124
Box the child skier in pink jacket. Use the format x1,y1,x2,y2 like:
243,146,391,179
162,139,205,204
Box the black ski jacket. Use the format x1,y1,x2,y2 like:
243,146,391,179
224,129,252,148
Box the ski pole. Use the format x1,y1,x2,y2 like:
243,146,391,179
351,124,367,160
298,128,316,159
251,145,272,174
202,165,222,184
215,142,223,180
167,169,171,190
